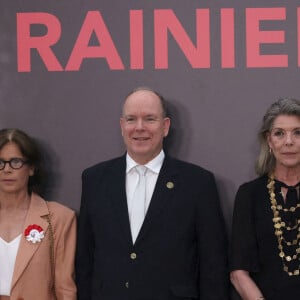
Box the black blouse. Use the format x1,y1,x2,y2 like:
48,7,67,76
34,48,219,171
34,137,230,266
230,176,300,300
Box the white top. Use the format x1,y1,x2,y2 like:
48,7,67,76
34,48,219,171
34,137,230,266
126,150,165,223
0,234,21,296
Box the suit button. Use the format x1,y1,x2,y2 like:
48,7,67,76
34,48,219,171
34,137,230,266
130,252,137,259
125,281,129,288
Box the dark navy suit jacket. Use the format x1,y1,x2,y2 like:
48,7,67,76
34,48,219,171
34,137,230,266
76,155,229,300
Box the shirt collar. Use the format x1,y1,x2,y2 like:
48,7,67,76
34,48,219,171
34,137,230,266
126,150,165,174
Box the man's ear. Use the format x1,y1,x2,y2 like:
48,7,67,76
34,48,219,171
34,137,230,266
120,118,124,136
163,117,171,137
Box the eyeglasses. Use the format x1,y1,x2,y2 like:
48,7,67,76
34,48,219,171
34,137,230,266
0,158,29,170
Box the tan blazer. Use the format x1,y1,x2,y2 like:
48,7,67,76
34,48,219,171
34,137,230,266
9,193,76,300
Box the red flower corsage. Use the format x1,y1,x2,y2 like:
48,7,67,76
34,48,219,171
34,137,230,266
24,224,45,243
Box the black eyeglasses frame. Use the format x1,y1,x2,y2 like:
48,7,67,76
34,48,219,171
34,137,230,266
0,158,29,170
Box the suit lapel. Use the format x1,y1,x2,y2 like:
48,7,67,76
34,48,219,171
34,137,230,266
136,156,178,245
11,193,49,289
106,156,133,246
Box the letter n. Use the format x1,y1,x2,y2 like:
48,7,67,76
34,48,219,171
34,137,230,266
154,9,210,69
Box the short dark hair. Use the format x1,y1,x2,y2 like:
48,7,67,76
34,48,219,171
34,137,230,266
124,86,168,118
0,128,44,193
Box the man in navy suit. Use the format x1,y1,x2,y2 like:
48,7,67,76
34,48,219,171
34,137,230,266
76,87,229,300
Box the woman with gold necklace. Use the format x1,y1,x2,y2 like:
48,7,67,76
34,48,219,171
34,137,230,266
230,98,300,300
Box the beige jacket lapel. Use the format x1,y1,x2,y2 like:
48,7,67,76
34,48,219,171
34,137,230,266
11,193,49,289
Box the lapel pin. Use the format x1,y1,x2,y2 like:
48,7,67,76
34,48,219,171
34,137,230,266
24,224,45,244
166,181,174,189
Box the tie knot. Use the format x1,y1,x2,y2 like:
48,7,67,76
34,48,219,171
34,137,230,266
135,165,147,176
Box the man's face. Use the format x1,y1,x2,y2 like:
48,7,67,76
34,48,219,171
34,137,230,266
120,90,170,164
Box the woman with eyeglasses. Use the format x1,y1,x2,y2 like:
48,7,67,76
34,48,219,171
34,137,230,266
0,128,76,300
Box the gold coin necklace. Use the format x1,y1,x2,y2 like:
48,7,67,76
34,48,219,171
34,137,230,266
267,174,300,276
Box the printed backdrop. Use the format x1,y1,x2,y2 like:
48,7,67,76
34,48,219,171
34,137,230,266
1,1,300,235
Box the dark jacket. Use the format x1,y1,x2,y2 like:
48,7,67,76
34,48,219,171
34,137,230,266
76,155,228,300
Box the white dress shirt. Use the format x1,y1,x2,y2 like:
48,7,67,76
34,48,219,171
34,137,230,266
126,150,165,226
0,234,21,295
